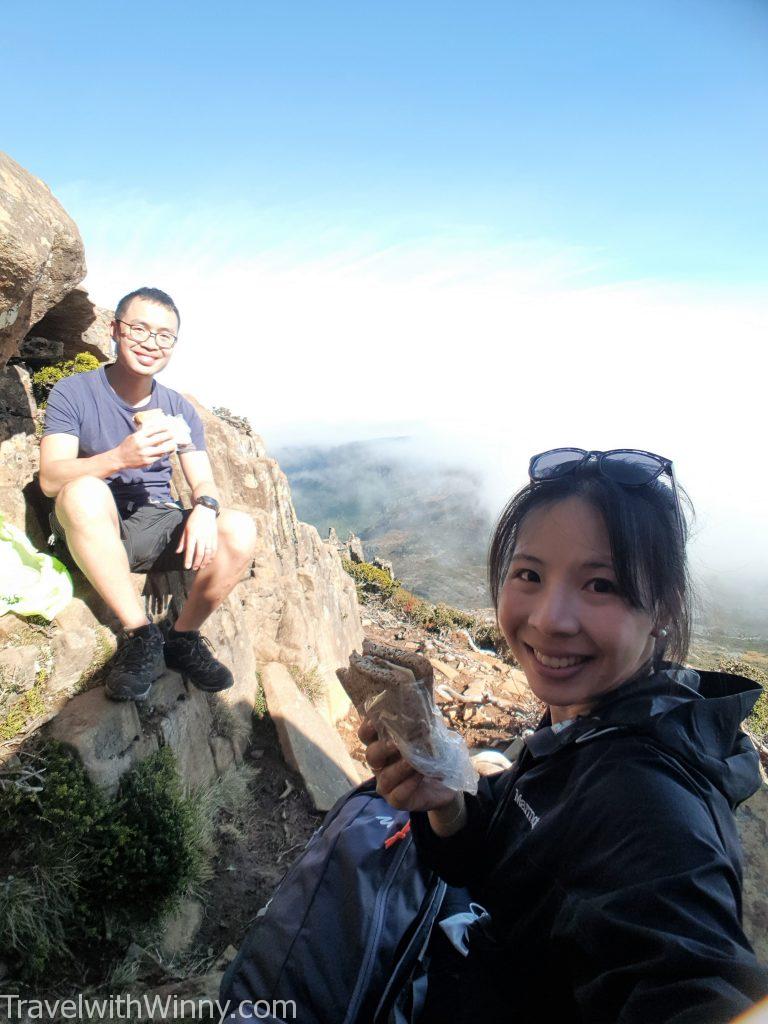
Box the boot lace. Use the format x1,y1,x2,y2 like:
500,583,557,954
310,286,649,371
115,631,159,672
175,633,217,670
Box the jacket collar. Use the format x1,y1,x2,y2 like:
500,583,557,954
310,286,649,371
523,663,764,807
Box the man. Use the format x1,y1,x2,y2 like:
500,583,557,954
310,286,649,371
39,286,257,701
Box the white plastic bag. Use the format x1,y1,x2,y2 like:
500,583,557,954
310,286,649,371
0,511,73,620
365,677,478,794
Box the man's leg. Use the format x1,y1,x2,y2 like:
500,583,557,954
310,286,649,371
165,510,257,692
173,510,257,632
55,477,148,629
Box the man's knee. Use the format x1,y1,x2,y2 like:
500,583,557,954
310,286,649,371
218,510,257,561
56,477,118,530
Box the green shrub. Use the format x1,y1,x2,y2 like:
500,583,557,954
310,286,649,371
32,352,101,406
0,741,211,986
98,747,206,919
389,587,431,625
428,603,476,632
342,558,400,599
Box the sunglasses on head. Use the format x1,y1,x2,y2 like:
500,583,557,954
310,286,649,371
528,448,684,537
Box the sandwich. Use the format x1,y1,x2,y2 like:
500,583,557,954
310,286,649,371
337,639,436,754
133,408,166,428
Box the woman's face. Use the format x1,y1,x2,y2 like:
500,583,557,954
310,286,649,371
497,496,657,721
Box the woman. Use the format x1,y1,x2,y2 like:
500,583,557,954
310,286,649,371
360,448,768,1023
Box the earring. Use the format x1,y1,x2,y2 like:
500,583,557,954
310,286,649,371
656,628,668,639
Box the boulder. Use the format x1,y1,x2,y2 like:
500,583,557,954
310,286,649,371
21,286,114,363
0,645,38,691
151,672,218,791
0,364,43,537
0,152,86,367
372,556,394,579
47,685,159,797
260,661,365,811
347,531,365,563
16,335,64,364
158,897,204,957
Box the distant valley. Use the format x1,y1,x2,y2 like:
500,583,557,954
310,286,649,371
276,437,768,657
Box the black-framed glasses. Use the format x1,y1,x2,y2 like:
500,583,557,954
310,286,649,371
116,319,178,350
529,448,684,538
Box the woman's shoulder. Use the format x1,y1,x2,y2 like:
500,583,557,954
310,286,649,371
557,734,732,858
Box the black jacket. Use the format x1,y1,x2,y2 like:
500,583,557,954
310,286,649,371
411,666,768,1023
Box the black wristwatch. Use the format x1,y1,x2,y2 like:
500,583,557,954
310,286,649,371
194,495,220,517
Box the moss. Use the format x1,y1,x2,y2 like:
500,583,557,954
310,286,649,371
32,352,101,407
289,664,324,705
0,741,212,987
0,685,47,741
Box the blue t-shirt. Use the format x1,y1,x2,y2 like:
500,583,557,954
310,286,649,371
42,366,206,511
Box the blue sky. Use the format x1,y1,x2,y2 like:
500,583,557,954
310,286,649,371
3,1,768,577
4,0,768,284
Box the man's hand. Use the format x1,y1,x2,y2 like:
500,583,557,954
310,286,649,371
176,505,218,571
115,422,177,470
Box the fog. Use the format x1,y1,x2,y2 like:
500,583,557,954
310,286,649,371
64,189,768,631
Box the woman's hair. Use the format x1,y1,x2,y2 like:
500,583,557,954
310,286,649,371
488,464,694,664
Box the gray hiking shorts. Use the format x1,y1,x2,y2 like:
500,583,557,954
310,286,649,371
50,501,193,573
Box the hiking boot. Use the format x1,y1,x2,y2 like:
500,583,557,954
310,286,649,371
104,622,165,701
164,628,234,692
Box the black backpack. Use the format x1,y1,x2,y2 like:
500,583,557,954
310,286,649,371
220,778,468,1024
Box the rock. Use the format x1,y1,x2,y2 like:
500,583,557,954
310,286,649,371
210,734,236,775
25,286,114,363
49,627,97,693
0,364,41,532
372,556,394,578
218,944,239,966
159,898,204,957
462,681,487,703
17,334,64,364
0,645,38,691
737,784,768,964
500,669,529,699
0,152,86,367
429,657,460,683
260,662,365,811
150,672,218,791
347,531,365,563
1,353,363,814
47,685,158,796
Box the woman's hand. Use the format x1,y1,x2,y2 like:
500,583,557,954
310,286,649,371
358,718,458,813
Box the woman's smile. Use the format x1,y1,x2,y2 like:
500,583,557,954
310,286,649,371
526,643,594,676
497,496,656,720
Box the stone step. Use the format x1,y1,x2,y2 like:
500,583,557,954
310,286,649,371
261,661,367,812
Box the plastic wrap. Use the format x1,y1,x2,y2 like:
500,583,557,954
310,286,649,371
365,674,478,795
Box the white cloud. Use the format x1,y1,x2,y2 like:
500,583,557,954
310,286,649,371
60,186,768,578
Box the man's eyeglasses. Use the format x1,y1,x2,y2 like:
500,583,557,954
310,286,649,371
528,448,684,538
117,319,178,350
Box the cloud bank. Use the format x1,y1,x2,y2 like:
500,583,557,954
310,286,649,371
59,185,768,586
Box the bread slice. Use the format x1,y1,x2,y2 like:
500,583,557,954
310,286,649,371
133,408,167,427
337,641,437,755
